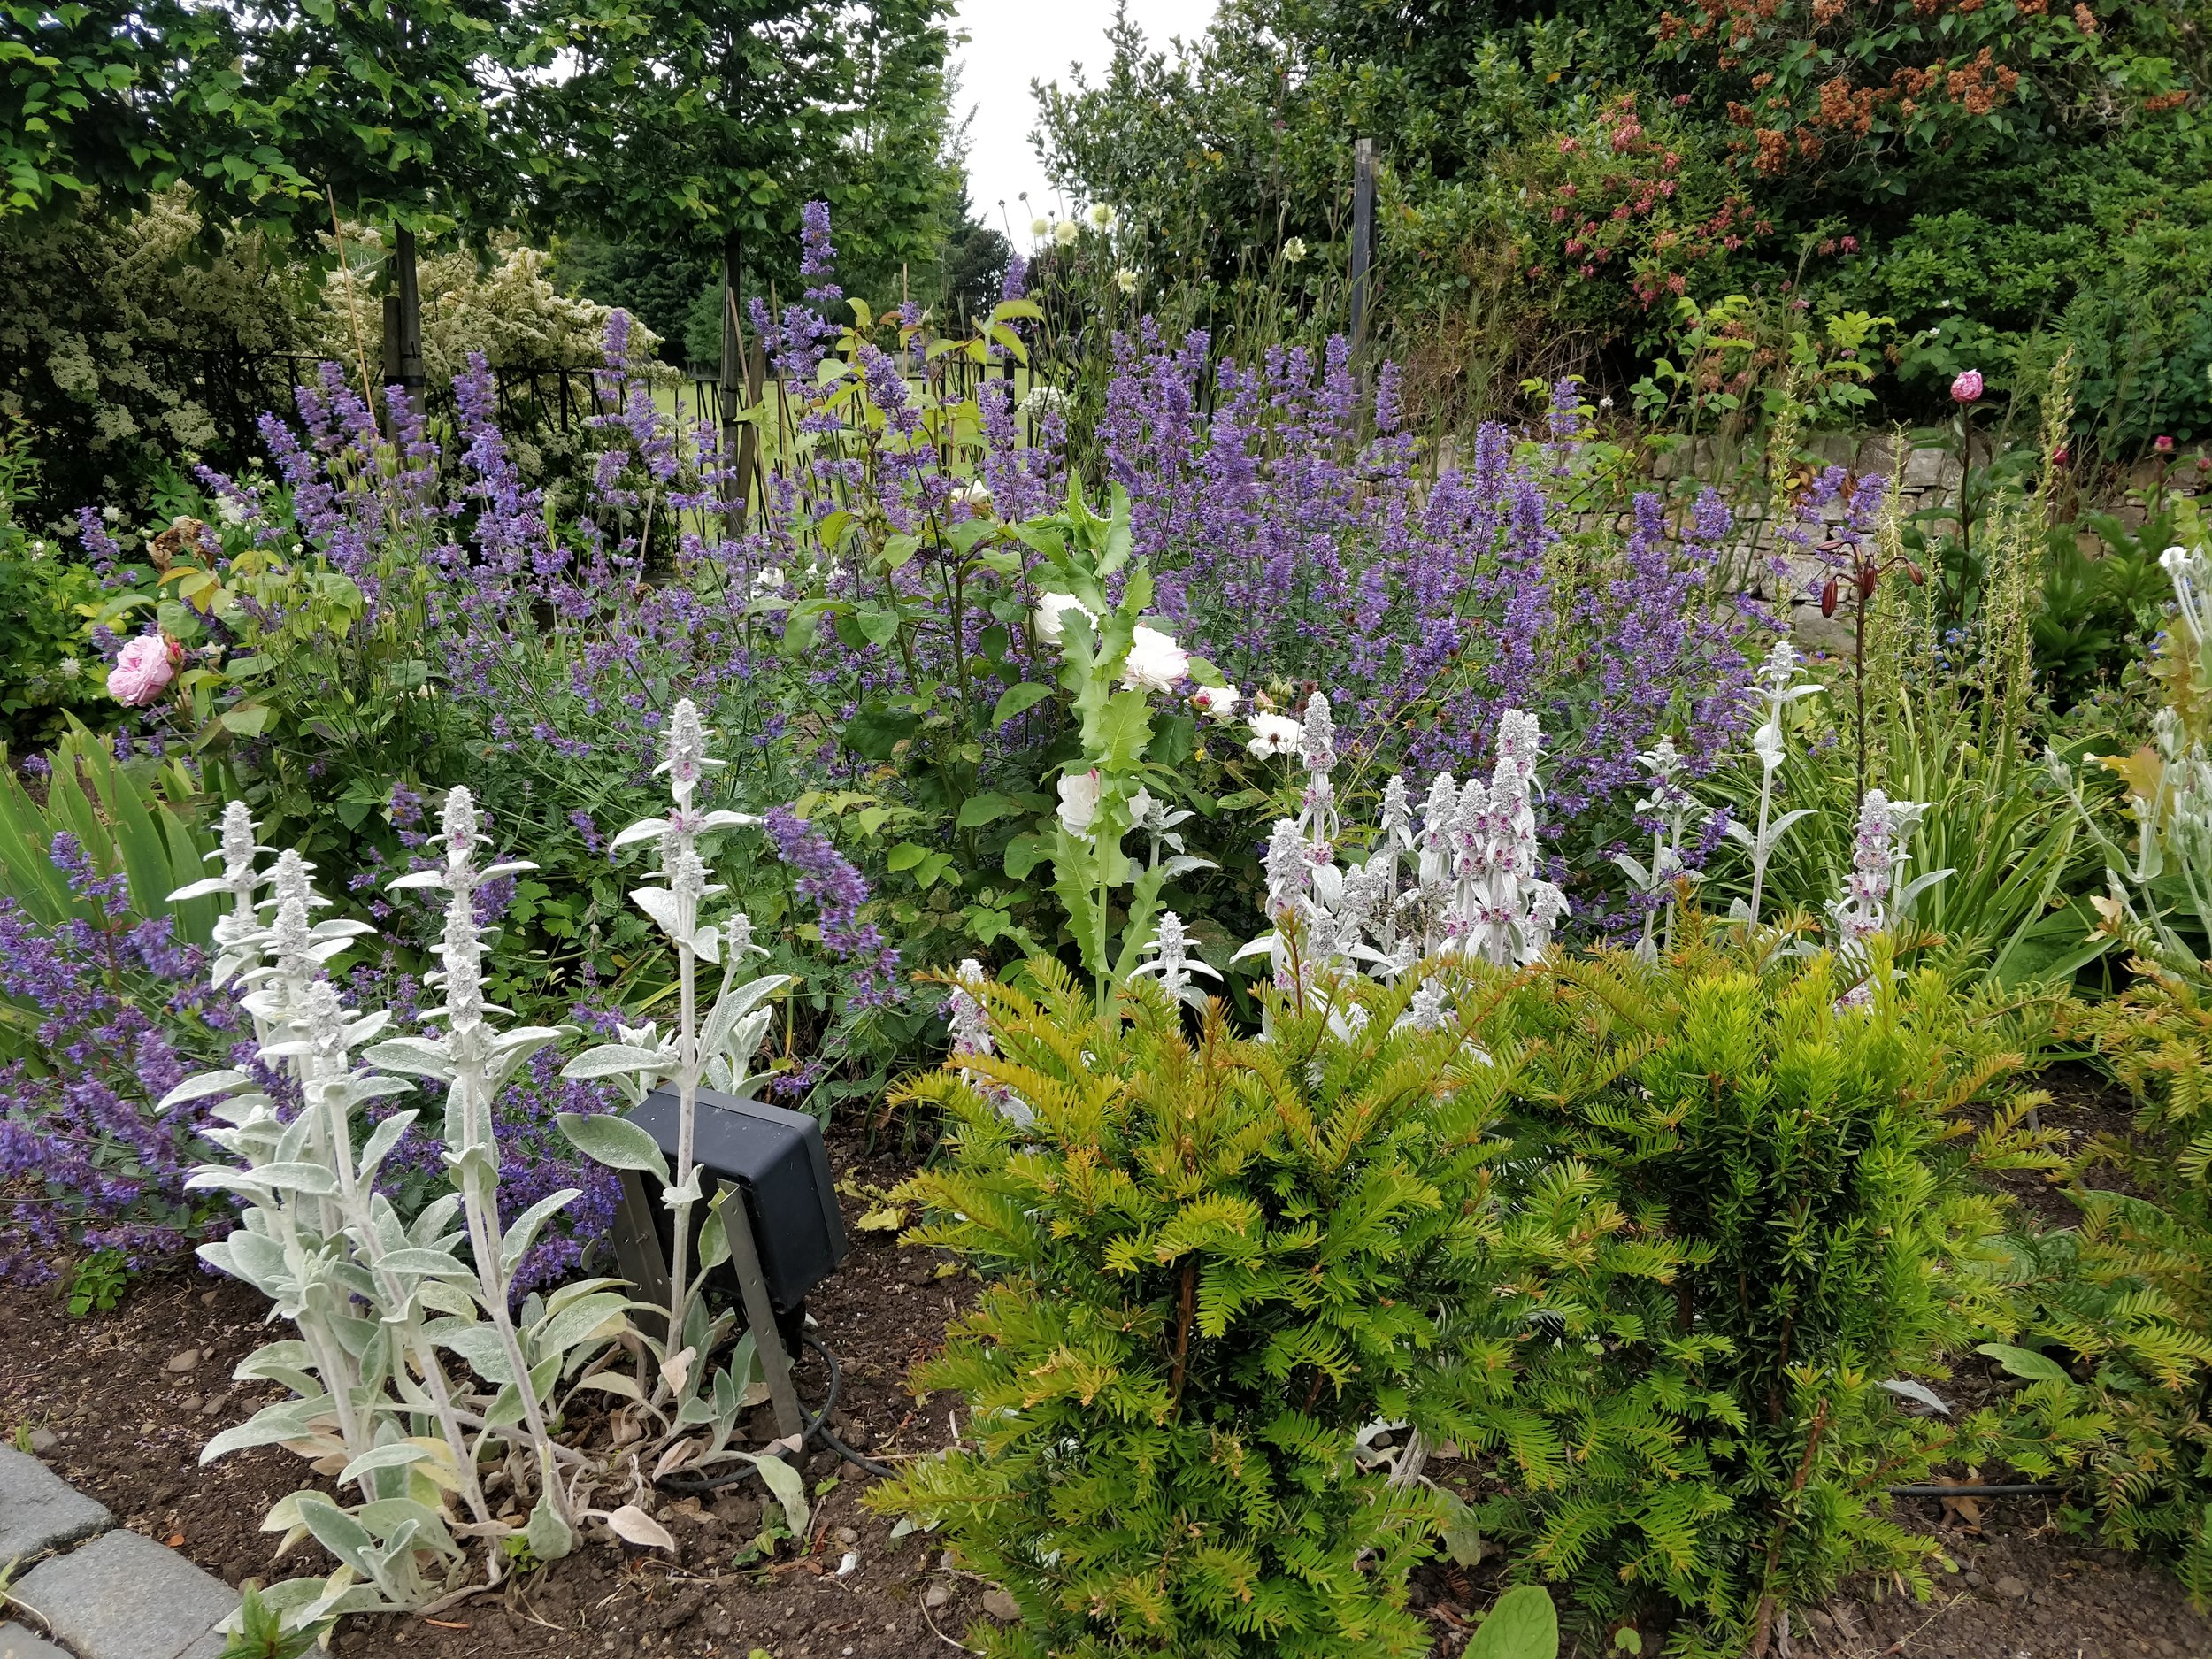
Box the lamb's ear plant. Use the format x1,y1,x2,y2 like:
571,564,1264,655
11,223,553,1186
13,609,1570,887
1724,634,1821,936
556,696,809,1498
864,954,1648,1659
161,796,657,1636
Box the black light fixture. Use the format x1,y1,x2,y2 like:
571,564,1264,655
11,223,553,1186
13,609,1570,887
605,1083,847,1436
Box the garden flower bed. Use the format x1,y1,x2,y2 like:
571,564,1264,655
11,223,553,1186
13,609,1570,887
11,188,2212,1659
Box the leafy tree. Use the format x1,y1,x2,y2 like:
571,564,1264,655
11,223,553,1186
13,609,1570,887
514,0,960,303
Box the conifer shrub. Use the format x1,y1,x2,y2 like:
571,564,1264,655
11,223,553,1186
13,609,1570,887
1989,965,2212,1600
1472,933,2051,1655
865,956,1663,1659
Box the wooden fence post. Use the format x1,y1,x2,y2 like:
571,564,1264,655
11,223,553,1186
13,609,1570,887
393,227,425,395
1348,137,1377,360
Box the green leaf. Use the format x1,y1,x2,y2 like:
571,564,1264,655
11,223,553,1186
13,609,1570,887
991,682,1054,726
1465,1585,1558,1659
841,703,921,763
1976,1342,2071,1384
556,1113,670,1182
956,793,1021,829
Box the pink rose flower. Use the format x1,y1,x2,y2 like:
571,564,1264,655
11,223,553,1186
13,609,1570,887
109,634,181,708
1950,369,1984,403
2155,434,2176,454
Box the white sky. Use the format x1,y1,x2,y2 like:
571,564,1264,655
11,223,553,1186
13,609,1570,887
949,0,1218,239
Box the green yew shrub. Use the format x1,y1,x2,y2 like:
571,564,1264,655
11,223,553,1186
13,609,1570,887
1475,933,2051,1654
866,957,1669,1659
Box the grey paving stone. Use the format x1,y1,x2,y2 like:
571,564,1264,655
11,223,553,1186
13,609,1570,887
0,1623,72,1659
175,1632,231,1659
0,1446,111,1563
12,1530,239,1659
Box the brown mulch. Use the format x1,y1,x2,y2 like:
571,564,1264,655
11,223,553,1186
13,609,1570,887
1971,1059,2147,1229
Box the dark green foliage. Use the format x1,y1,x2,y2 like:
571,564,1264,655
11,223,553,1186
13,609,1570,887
1471,936,2051,1652
865,957,1676,1657
1035,0,2210,427
1986,970,2212,1599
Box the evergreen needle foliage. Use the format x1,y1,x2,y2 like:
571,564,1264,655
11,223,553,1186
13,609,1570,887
1477,927,2055,1653
865,956,1643,1659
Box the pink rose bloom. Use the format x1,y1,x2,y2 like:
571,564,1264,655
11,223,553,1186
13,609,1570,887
2155,434,2177,454
1950,369,1984,403
109,634,180,707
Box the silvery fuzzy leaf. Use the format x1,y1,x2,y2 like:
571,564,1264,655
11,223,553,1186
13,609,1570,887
158,1069,252,1111
608,817,672,852
749,1452,810,1538
201,1396,329,1463
356,1111,419,1189
208,1094,278,1128
168,873,233,902
409,1194,463,1247
698,810,760,833
1728,896,1753,921
386,870,449,891
1230,933,1280,964
188,1163,337,1199
1878,1379,1951,1416
424,1317,511,1381
293,1494,379,1578
335,1076,414,1108
484,1030,566,1094
360,1044,451,1084
374,1248,473,1279
357,1496,462,1561
336,1443,434,1486
1611,853,1654,889
713,1009,774,1076
1897,867,1956,914
525,1488,576,1563
416,1279,477,1319
662,1171,704,1207
556,1111,670,1182
311,918,379,940
1724,821,1758,850
500,1188,585,1278
1311,864,1343,910
528,1291,629,1360
1158,854,1217,881
606,1503,676,1553
630,886,684,940
273,1111,317,1164
700,972,791,1061
1764,807,1816,844
305,937,357,965
562,1042,675,1082
479,860,539,881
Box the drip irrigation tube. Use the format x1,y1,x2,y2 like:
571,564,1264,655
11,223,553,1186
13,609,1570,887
657,1334,897,1494
1886,1482,2066,1499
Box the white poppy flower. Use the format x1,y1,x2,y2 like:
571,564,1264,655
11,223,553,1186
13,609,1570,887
1057,769,1102,838
1033,590,1099,646
1248,712,1304,757
1192,684,1240,721
1119,625,1189,693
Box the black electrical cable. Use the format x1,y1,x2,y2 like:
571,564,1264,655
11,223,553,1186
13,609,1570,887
1886,1482,2066,1499
656,1333,895,1495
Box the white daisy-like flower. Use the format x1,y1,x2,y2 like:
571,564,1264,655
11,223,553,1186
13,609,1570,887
1282,237,1308,265
1248,712,1304,758
1053,220,1079,247
1087,203,1119,231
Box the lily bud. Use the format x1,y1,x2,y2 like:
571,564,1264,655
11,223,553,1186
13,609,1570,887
1859,565,1879,600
